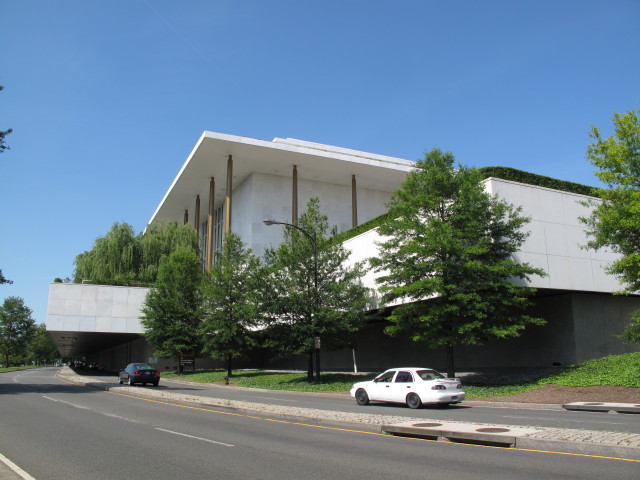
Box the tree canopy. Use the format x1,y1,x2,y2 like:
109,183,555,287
141,247,204,361
0,269,12,285
201,232,262,376
74,221,198,286
0,296,36,367
371,148,546,377
582,107,640,343
0,85,12,155
27,324,59,365
262,198,371,380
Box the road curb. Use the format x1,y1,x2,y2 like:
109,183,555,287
57,371,640,461
563,402,640,414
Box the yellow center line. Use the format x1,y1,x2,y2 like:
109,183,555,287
56,374,640,464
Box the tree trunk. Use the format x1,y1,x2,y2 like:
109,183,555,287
446,345,456,378
307,351,313,381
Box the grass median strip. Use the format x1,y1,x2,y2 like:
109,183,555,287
162,352,640,398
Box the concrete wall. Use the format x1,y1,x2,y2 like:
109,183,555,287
486,178,621,292
47,283,149,334
343,179,625,296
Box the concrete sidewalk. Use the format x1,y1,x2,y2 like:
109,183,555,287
55,368,640,461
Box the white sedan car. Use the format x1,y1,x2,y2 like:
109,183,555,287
350,367,465,409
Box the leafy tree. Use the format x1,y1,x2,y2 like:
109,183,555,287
0,269,12,285
262,198,371,381
74,223,137,284
371,149,546,377
27,324,59,365
582,107,640,343
201,232,262,376
141,247,204,367
0,85,12,154
73,221,198,286
137,220,199,283
0,297,36,367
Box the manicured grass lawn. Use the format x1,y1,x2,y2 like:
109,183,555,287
162,352,640,398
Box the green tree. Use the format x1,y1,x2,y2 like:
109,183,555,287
0,85,12,154
141,247,204,367
74,222,137,284
137,221,199,283
262,198,371,381
73,221,198,286
0,297,36,367
582,107,640,342
201,232,262,376
371,149,546,377
27,324,59,365
0,269,12,285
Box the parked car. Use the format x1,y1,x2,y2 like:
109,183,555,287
118,363,160,387
350,367,465,409
87,362,100,370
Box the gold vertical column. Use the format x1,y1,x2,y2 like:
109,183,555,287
194,195,200,233
206,178,215,271
351,174,358,228
184,210,188,225
224,155,233,234
292,165,298,225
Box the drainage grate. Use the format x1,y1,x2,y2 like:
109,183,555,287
583,403,604,406
476,427,510,433
412,423,443,427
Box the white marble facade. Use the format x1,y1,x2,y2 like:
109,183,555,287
47,283,149,334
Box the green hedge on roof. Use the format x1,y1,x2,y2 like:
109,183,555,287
330,166,600,246
478,166,599,197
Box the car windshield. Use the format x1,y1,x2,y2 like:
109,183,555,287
416,369,445,381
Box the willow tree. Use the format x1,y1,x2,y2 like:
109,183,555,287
73,221,198,286
371,149,546,377
74,222,137,284
137,221,199,284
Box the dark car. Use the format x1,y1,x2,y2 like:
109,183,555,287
87,362,100,370
118,363,160,387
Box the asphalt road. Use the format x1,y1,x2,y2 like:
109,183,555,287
84,368,640,434
0,368,638,479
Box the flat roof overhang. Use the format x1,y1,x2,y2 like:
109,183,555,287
148,132,415,226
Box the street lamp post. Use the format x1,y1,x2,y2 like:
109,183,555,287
263,219,320,382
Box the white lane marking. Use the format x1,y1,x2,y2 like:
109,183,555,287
0,452,36,480
42,396,143,424
42,395,91,411
502,415,626,426
154,428,234,447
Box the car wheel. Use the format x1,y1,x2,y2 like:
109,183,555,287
153,382,159,387
406,393,422,409
355,388,370,406
128,376,135,386
118,377,123,385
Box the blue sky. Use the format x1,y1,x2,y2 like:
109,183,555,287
1,0,639,324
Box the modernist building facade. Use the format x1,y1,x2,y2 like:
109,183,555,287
46,132,640,372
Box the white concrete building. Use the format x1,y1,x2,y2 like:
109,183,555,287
46,132,640,371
